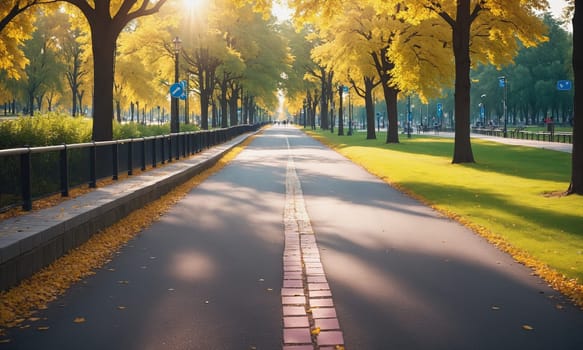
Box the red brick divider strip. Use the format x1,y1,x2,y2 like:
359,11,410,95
281,139,345,350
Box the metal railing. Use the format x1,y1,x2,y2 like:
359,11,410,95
0,124,260,212
472,128,573,144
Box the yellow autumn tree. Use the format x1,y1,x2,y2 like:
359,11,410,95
380,0,549,163
290,0,452,142
292,0,548,162
311,3,383,137
59,5,93,117
115,3,180,124
61,0,170,141
0,1,56,80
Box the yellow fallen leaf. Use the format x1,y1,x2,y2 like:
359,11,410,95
28,317,40,322
311,327,321,335
522,325,534,331
73,317,86,324
117,306,127,310
335,346,345,350
0,137,259,330
0,339,11,344
37,326,50,331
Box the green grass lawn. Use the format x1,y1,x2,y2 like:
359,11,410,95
522,125,573,133
307,129,583,303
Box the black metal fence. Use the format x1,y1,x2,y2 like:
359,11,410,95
472,128,573,143
0,124,260,212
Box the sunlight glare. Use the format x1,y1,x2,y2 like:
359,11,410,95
182,0,203,12
272,0,293,22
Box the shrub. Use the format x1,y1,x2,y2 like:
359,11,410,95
0,113,92,148
0,114,201,149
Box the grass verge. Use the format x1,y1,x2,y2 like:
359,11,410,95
307,129,583,308
0,134,257,336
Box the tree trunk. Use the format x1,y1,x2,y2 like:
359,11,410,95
311,97,318,129
228,84,239,127
338,87,344,136
243,95,251,124
28,91,34,116
249,96,255,124
320,81,329,129
372,49,399,143
116,100,121,122
365,85,376,140
568,1,582,195
220,87,228,128
451,0,475,163
78,91,84,115
319,68,332,130
212,99,218,128
90,25,116,141
201,95,209,130
383,85,399,144
72,85,78,116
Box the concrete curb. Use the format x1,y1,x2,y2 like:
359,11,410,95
0,132,255,291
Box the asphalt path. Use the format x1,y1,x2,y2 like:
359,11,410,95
3,126,583,349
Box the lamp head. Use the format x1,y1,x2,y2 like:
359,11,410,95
173,37,182,54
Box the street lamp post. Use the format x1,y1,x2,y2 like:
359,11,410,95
347,88,353,136
338,85,344,136
407,95,412,139
171,36,182,134
480,94,487,127
498,76,508,137
303,99,307,128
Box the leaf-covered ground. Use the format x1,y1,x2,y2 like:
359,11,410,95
0,135,256,337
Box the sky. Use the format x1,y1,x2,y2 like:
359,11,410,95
549,0,569,18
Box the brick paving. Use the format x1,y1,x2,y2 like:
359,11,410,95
281,137,344,349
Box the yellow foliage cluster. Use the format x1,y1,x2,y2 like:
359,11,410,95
0,134,258,331
0,2,34,80
292,0,548,99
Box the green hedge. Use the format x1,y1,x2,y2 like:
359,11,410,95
0,113,200,149
0,113,92,148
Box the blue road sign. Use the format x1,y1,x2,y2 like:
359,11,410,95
179,93,186,100
480,104,485,119
169,83,184,98
437,103,443,117
557,80,572,91
498,77,506,88
343,86,349,93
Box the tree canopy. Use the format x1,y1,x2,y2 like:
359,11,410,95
0,0,576,184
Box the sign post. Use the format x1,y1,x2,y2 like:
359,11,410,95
169,83,184,99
